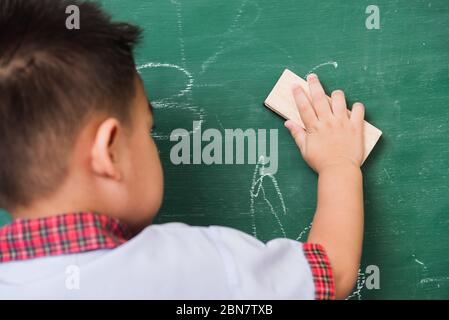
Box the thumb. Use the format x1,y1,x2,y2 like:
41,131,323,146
284,120,306,151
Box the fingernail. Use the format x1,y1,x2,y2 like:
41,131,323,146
307,73,318,81
284,121,292,129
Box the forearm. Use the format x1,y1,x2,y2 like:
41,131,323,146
307,164,364,299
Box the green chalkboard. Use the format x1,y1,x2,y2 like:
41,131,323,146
1,0,449,299
0,209,11,227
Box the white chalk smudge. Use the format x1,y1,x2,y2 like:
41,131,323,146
414,258,425,266
200,0,249,75
137,62,194,97
249,157,313,243
194,83,225,88
383,168,392,183
412,254,428,271
305,61,338,77
295,222,312,241
346,269,366,300
200,49,222,75
171,0,187,66
420,277,449,285
137,62,206,140
250,156,287,238
249,157,367,299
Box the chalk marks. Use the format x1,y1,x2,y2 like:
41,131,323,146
248,156,315,244
194,83,224,88
412,254,428,271
137,62,205,140
200,0,262,75
250,156,287,238
420,277,449,285
171,0,187,67
201,48,225,75
383,168,393,184
249,157,367,299
305,61,338,77
414,258,425,267
138,0,215,141
295,222,312,241
414,255,449,289
137,62,194,97
200,44,228,75
413,254,431,289
412,254,448,290
249,157,312,243
230,0,248,31
346,269,367,300
228,0,261,31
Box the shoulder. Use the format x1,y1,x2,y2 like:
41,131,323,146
135,222,256,244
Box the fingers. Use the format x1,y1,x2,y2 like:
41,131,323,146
350,102,365,125
307,74,332,120
292,85,318,131
331,90,349,119
284,120,306,151
294,74,364,129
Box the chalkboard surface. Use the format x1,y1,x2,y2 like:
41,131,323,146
1,0,449,299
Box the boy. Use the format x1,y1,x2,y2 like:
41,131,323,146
0,0,364,299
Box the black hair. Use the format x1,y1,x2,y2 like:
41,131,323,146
0,0,142,210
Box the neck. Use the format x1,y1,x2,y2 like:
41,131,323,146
11,178,95,220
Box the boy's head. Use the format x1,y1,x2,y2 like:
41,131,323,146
0,0,163,230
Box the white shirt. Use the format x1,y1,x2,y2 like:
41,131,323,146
0,222,319,299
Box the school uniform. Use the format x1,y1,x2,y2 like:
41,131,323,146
0,212,334,299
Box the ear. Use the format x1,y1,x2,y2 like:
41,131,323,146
91,118,123,181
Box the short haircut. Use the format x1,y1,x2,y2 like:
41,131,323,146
0,0,142,211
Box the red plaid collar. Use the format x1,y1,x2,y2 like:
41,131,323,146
0,212,132,263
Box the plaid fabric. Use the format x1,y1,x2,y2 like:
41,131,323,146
0,212,131,263
303,243,335,300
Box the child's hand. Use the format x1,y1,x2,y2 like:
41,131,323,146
284,74,365,174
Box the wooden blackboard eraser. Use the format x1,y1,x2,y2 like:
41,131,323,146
264,69,382,163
